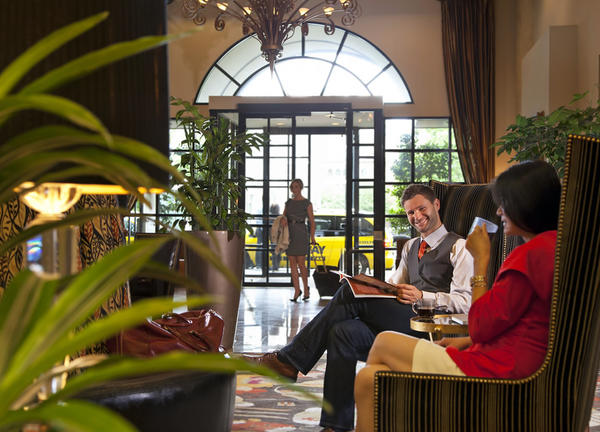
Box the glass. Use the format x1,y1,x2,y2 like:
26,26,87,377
304,23,345,61
357,157,374,179
412,298,436,317
323,65,370,97
216,37,263,84
414,119,450,150
245,187,263,215
385,186,407,215
270,131,291,144
385,119,412,150
158,193,179,214
196,67,231,103
354,111,374,128
386,152,411,182
359,146,374,157
169,128,187,150
337,33,390,82
310,134,346,212
358,128,374,143
245,158,264,180
451,152,465,182
277,29,302,60
270,158,290,180
296,135,309,157
367,67,412,103
414,152,449,182
198,22,411,103
278,58,331,96
270,146,290,157
237,68,285,96
355,182,374,213
385,216,412,238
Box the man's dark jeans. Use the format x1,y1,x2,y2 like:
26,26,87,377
279,281,423,431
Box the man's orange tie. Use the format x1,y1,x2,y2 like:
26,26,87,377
418,240,428,260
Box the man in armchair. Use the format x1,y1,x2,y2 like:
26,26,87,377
245,184,473,432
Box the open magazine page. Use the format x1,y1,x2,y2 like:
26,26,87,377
332,271,398,298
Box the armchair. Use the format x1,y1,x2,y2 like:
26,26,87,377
375,135,600,431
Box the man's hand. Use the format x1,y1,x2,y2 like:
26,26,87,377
435,336,472,350
394,283,423,304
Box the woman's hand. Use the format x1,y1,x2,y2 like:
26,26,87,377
280,217,288,228
435,336,472,350
466,225,491,261
466,225,491,277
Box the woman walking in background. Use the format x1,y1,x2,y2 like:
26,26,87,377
282,179,316,302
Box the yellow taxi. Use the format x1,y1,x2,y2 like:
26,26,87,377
245,215,395,273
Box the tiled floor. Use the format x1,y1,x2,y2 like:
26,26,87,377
233,285,600,429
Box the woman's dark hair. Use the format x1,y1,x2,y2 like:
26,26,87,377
491,160,561,234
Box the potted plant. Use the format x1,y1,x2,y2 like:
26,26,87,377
170,97,265,350
494,92,600,177
0,12,311,431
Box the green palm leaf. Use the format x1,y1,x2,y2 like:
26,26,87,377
0,271,57,378
19,35,180,96
0,94,110,142
0,399,137,432
1,239,166,395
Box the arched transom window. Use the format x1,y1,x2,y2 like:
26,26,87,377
196,23,412,104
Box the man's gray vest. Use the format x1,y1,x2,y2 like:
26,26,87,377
407,232,461,293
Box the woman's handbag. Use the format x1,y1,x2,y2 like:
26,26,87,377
107,309,225,357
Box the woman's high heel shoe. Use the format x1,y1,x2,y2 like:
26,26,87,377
290,291,301,302
302,291,310,301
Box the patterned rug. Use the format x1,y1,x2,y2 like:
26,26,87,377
233,356,600,431
233,357,327,432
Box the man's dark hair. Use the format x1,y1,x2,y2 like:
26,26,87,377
401,184,437,206
491,160,561,234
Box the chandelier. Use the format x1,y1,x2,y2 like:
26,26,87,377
181,0,361,70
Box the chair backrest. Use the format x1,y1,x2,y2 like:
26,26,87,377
546,134,600,429
129,233,181,302
429,180,522,285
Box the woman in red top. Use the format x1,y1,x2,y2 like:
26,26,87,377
354,160,561,432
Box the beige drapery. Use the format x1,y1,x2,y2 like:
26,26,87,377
441,0,495,183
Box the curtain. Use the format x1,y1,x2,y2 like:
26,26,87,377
441,0,495,183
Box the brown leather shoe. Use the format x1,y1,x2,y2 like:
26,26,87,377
243,352,298,382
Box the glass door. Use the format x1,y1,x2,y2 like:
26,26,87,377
233,103,384,286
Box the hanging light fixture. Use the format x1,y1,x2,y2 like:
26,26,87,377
181,0,361,71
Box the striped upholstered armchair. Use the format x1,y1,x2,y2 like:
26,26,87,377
374,135,600,431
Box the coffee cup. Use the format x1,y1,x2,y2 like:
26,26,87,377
412,297,436,318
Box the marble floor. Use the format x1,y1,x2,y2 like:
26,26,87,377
233,285,326,353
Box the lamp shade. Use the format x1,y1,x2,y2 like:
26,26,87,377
0,0,170,187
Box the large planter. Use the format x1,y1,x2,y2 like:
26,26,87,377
185,230,244,351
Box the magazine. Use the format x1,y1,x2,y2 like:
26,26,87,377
333,271,398,298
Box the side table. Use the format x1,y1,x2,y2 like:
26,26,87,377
410,314,469,341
